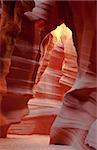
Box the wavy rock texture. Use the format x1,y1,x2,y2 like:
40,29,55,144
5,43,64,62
8,24,77,135
50,1,97,150
85,120,97,149
0,2,96,150
2,16,43,136
0,134,77,150
0,0,35,137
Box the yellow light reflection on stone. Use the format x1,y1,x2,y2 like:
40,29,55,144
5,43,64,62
51,23,71,43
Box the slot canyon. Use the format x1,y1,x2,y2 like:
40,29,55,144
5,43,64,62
0,1,96,150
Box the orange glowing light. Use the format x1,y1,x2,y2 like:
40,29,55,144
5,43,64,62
51,23,72,43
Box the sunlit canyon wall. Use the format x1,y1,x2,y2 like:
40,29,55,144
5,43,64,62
8,24,77,135
0,1,96,150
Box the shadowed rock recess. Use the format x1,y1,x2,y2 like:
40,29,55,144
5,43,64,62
0,1,96,150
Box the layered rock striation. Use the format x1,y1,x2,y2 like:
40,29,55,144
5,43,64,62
8,24,77,135
0,0,35,137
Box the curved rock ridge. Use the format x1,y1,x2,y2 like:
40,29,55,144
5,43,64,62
8,23,78,135
34,23,77,101
0,0,35,137
0,3,96,150
50,1,96,150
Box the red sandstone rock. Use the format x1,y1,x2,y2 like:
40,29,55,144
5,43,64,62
0,3,96,150
0,0,35,137
50,2,96,150
9,24,77,135
34,24,77,101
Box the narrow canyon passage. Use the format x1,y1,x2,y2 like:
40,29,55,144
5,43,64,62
8,23,77,135
0,1,96,150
